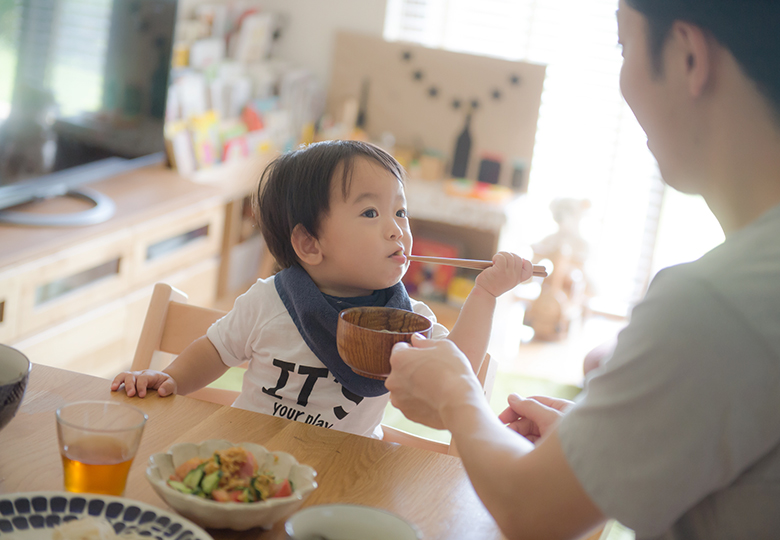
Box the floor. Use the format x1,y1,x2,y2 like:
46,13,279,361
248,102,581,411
489,295,627,388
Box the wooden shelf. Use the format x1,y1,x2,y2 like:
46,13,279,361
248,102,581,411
0,164,225,377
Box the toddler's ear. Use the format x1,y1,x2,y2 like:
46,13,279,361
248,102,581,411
291,224,323,265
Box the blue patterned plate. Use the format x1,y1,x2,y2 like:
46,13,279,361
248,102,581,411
0,492,213,540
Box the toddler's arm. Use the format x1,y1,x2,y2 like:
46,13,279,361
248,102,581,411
446,252,532,372
111,336,228,398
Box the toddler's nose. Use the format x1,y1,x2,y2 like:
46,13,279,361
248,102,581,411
387,220,404,239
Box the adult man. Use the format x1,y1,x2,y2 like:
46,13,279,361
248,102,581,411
386,1,780,538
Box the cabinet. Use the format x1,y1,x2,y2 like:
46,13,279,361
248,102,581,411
0,157,512,379
0,165,225,378
404,178,511,325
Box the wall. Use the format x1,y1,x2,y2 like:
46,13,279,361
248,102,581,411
260,0,387,86
178,0,388,86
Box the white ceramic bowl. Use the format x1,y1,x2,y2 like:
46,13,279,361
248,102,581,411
146,439,317,530
0,344,31,433
285,504,423,540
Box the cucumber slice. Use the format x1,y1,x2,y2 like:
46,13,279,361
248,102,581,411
201,470,222,495
183,466,205,489
243,487,256,503
167,480,194,494
251,476,271,500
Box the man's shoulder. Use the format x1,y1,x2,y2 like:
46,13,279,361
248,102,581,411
652,210,780,302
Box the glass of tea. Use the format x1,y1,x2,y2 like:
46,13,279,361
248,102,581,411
55,400,148,496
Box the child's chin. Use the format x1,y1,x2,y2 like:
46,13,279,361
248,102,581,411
375,276,404,291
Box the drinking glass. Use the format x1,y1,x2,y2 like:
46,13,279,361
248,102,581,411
56,400,147,496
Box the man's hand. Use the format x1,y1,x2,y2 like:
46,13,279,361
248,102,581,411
386,335,483,430
111,370,178,398
498,394,574,443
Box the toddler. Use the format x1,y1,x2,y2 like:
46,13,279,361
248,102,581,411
112,140,532,438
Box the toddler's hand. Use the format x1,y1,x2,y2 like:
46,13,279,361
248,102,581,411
110,370,177,398
474,252,533,298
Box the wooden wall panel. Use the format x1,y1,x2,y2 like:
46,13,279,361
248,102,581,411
327,32,546,188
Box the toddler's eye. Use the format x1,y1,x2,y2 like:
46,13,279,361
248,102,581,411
362,209,378,218
396,209,407,218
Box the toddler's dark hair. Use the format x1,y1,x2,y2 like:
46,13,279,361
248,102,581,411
254,140,405,270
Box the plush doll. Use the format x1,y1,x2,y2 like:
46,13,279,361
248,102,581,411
524,198,591,341
531,197,591,269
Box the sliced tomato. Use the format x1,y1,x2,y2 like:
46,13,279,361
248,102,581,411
246,451,258,472
174,457,204,480
271,479,292,498
229,490,244,503
238,452,258,479
211,489,230,502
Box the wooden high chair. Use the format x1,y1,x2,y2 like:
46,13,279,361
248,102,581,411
131,282,497,456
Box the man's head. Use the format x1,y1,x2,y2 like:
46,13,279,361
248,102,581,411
624,0,780,119
617,0,780,197
255,139,406,271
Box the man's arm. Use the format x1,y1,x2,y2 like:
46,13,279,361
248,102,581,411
387,337,605,540
443,392,605,539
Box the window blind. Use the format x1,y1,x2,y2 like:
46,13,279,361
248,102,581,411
0,0,22,117
14,0,111,115
385,0,669,316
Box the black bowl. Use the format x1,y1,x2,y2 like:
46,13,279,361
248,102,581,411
0,344,31,432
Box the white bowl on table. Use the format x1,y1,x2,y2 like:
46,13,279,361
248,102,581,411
145,439,317,530
285,504,423,540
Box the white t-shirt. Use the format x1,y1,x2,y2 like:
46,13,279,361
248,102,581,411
558,203,780,539
207,277,449,438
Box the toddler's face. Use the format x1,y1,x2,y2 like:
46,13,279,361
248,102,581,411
312,157,413,297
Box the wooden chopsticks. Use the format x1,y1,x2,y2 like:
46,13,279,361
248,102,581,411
408,255,548,278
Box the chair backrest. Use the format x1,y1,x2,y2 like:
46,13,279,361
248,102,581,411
132,283,223,369
133,282,497,455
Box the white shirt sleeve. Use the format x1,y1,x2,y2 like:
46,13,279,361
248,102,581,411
207,280,267,367
410,298,450,339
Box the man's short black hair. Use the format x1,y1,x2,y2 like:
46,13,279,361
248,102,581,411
625,0,780,118
253,140,406,270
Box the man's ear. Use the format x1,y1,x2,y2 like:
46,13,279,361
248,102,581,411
671,21,713,98
291,223,323,266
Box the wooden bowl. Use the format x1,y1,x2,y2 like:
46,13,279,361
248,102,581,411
337,307,433,380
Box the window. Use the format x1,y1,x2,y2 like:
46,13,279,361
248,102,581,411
4,0,112,120
0,0,21,119
385,0,724,316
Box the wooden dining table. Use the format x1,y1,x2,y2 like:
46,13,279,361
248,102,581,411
0,364,505,540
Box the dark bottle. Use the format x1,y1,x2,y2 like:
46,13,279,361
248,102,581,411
356,79,370,130
451,112,472,179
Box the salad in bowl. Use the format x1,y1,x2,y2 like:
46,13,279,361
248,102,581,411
146,439,317,530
